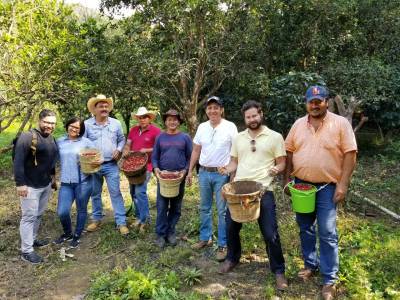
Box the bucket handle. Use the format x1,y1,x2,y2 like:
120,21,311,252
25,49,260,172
240,187,264,209
283,180,329,199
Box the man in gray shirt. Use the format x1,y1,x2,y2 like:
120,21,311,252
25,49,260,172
14,109,58,264
83,94,129,235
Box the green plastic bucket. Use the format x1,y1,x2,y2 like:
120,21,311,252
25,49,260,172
288,182,317,213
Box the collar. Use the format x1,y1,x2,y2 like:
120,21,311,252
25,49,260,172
306,110,331,126
90,116,110,126
60,135,82,142
244,125,270,139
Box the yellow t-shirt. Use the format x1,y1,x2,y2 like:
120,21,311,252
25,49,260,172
231,126,286,191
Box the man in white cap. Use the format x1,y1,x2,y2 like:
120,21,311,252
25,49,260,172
84,94,129,235
122,107,161,231
187,96,238,262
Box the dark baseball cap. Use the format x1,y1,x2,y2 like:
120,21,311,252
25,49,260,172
205,96,223,107
305,85,329,102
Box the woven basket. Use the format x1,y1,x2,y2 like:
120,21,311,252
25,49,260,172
119,152,148,176
79,148,102,174
222,181,264,223
126,168,147,185
158,171,184,198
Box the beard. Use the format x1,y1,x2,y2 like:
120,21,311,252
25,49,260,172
246,119,262,130
39,126,51,137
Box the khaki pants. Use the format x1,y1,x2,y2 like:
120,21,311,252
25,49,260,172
19,184,52,253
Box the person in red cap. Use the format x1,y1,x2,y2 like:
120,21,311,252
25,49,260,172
284,85,357,300
152,109,192,248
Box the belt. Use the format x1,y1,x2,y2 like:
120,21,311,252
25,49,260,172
102,160,114,164
200,166,219,172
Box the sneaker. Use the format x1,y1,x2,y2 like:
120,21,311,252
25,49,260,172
21,251,43,264
53,233,73,245
216,247,227,262
86,221,101,232
155,236,166,248
69,236,80,248
191,240,213,250
33,239,49,248
166,233,177,246
119,225,129,235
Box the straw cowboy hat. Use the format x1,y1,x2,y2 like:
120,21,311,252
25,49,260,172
87,94,113,114
133,107,157,121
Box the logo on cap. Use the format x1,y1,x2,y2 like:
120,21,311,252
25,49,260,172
312,87,320,95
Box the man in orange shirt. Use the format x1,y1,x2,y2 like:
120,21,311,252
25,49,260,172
284,86,357,300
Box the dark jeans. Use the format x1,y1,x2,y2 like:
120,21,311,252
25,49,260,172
155,180,185,237
57,178,92,237
226,191,285,274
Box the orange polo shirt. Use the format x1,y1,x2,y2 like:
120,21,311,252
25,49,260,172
285,111,357,183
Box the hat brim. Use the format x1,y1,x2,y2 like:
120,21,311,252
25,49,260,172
306,95,327,102
162,114,183,123
133,113,156,121
87,98,113,114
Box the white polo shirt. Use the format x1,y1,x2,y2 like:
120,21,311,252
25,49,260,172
193,119,238,167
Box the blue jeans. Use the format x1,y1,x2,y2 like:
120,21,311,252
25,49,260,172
226,191,285,274
155,180,185,237
198,168,229,247
295,179,338,285
91,161,127,226
129,171,152,224
57,178,92,237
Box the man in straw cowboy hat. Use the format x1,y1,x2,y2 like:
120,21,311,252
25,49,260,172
122,106,161,232
218,100,288,290
84,94,129,235
187,96,238,262
284,86,357,300
152,109,192,248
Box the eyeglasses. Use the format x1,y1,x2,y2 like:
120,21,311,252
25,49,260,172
68,125,80,131
250,139,256,152
138,115,149,120
41,120,56,126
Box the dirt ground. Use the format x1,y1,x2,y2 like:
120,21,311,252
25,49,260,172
0,172,395,300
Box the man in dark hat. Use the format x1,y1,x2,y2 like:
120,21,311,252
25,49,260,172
152,109,192,248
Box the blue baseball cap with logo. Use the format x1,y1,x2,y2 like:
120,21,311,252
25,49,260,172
305,85,329,102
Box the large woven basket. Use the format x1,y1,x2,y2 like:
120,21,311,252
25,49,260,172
126,168,147,185
158,171,184,198
119,152,148,185
79,148,102,174
222,181,264,223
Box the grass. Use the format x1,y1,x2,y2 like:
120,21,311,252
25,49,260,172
1,123,400,299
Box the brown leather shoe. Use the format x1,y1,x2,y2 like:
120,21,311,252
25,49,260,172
191,239,213,250
119,225,129,235
218,260,238,274
297,268,316,281
322,284,336,300
275,273,288,291
86,221,101,232
139,223,148,233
